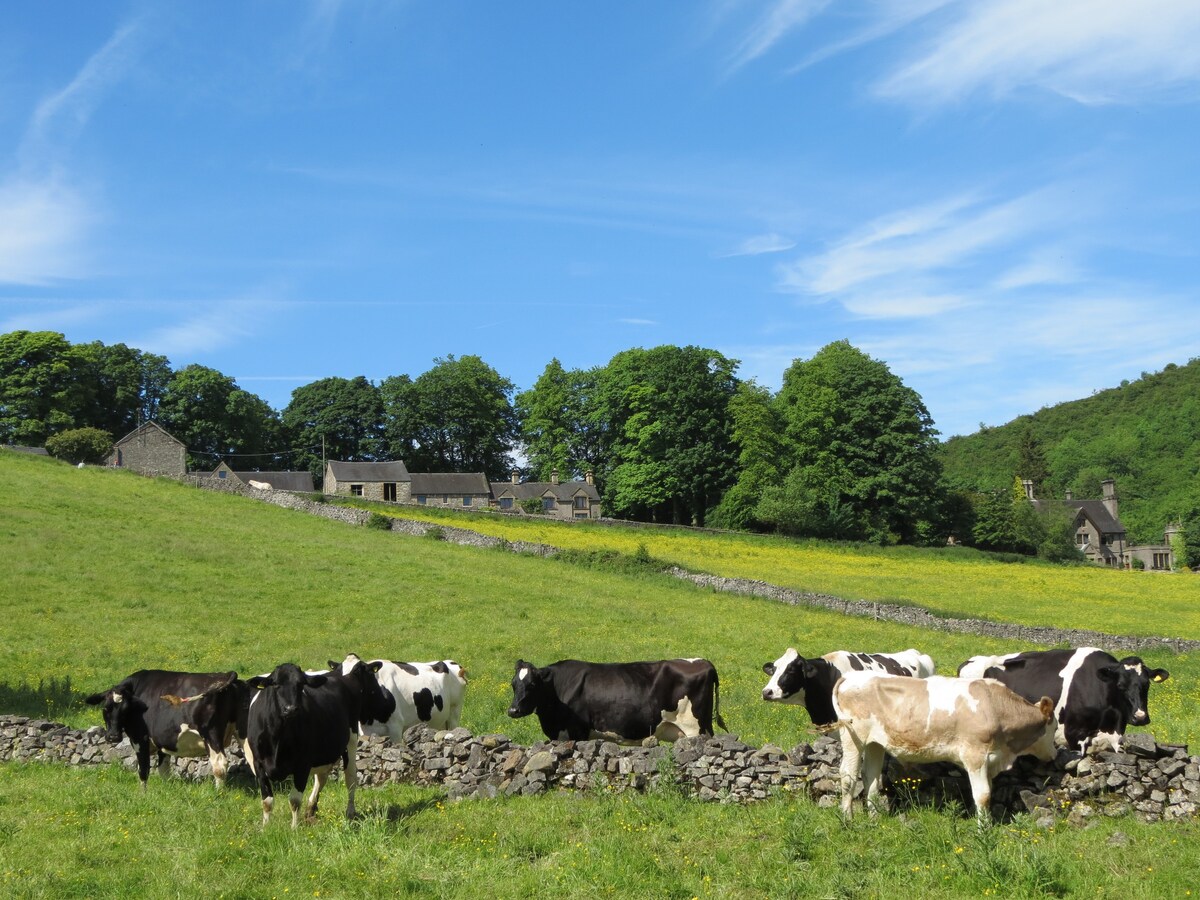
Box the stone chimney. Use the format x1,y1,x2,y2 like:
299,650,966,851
511,470,520,485
585,470,594,486
551,469,560,485
1101,479,1118,520
1065,489,1073,501
1021,479,1035,501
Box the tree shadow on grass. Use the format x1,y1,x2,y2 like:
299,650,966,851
0,676,76,719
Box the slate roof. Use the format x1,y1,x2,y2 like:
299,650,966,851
491,480,601,502
326,460,411,482
1033,499,1125,535
410,472,492,495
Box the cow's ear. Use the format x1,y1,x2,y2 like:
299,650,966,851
1151,669,1170,683
246,675,271,690
762,662,775,675
369,660,385,674
803,661,821,679
305,673,328,689
1004,658,1028,671
84,692,107,706
1097,665,1120,683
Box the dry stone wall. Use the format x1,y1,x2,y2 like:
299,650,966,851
4,715,1198,825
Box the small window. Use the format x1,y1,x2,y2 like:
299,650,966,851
350,484,363,497
542,497,555,512
573,495,587,510
417,494,427,505
443,494,449,504
383,483,397,502
500,497,513,510
463,496,472,507
218,470,226,479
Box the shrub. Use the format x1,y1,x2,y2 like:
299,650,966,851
44,428,113,465
365,512,392,530
425,525,446,541
521,498,545,515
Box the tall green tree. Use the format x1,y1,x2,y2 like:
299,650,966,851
0,331,79,444
707,379,782,531
515,359,605,482
159,365,281,470
396,355,517,477
1014,422,1051,498
594,345,739,525
759,340,943,544
73,341,172,439
283,376,385,478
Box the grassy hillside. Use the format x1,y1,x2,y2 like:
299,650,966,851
4,450,1200,897
939,358,1200,545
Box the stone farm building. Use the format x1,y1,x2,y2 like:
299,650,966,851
107,421,187,477
323,460,602,520
1026,477,1178,571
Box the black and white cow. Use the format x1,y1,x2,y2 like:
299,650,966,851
761,648,936,727
507,658,727,743
85,669,248,789
956,647,1170,752
359,660,468,741
244,654,395,827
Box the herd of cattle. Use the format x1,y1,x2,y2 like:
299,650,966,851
82,646,1170,825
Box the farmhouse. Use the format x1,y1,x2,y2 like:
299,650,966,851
1025,477,1177,570
106,421,187,477
490,470,601,520
208,462,315,493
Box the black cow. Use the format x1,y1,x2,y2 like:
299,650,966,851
957,648,1170,752
244,654,394,827
85,670,248,789
761,648,936,727
507,658,727,743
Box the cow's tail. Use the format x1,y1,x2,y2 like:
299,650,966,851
713,673,728,733
161,672,239,707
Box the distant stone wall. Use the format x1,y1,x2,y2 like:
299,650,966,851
4,715,1197,825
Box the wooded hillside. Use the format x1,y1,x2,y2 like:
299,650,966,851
939,358,1200,547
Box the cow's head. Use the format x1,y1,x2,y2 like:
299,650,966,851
247,663,327,720
85,680,146,744
1099,657,1170,727
507,660,547,718
329,654,395,726
761,649,817,704
1022,696,1060,763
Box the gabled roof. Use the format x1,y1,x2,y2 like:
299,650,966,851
326,460,411,482
1033,499,1125,535
410,472,491,495
490,480,601,502
112,421,185,448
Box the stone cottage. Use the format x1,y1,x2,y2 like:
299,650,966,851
490,470,602,520
1026,478,1176,570
323,460,412,502
107,421,187,477
410,472,492,510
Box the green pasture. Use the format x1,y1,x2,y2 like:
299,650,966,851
357,502,1200,641
4,450,1200,898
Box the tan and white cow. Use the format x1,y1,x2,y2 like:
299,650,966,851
831,672,1057,821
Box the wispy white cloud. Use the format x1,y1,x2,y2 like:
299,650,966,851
22,20,144,163
284,0,348,70
0,176,92,284
876,0,1200,106
722,232,796,257
724,0,831,73
619,317,658,326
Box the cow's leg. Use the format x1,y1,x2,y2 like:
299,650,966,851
306,766,331,822
259,774,274,826
156,749,171,781
838,731,862,820
965,764,994,823
208,745,229,788
135,740,152,791
290,769,309,829
344,733,360,820
861,743,887,816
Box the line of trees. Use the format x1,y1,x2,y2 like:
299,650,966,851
0,328,1104,554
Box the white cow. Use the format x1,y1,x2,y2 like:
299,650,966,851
248,479,272,491
359,660,468,741
832,672,1057,821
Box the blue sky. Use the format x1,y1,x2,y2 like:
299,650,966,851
3,2,1199,438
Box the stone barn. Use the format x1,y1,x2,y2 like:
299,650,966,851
107,422,187,477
